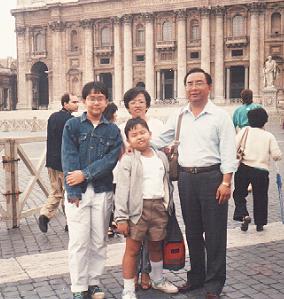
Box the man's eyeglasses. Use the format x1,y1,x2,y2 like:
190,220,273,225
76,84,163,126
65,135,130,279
186,82,207,88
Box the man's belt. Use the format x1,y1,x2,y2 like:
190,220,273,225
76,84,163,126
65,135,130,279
179,164,220,174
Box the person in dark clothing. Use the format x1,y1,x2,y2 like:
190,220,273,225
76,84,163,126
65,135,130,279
38,93,79,233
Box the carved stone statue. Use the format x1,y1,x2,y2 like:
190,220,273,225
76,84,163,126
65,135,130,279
263,55,278,88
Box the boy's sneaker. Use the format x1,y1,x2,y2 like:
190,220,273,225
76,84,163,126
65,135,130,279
72,292,88,299
88,285,105,299
241,216,251,232
122,289,137,299
152,278,178,294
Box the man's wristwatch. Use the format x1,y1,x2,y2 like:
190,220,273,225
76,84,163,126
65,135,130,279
222,182,231,188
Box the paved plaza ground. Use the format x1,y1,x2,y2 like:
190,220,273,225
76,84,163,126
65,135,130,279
0,105,284,299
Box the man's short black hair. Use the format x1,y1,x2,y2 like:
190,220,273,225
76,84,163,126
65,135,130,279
184,67,212,86
240,89,253,104
82,81,108,100
61,93,71,107
103,102,118,121
248,108,268,128
123,87,151,110
124,117,150,139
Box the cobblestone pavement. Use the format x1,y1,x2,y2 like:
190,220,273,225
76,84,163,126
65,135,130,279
0,109,284,298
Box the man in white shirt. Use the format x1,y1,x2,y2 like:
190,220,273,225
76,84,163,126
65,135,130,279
152,68,238,299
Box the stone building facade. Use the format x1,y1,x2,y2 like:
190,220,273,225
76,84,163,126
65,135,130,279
0,58,17,110
12,0,284,109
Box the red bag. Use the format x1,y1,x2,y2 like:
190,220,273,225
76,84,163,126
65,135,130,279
163,211,185,271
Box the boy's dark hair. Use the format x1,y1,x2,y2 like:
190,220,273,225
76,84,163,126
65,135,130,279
248,108,268,128
240,89,253,104
184,67,212,86
123,87,151,110
82,81,108,100
61,93,71,107
103,102,118,121
124,117,150,139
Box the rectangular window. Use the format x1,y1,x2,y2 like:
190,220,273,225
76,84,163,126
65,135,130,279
100,58,110,64
232,49,243,57
136,55,145,62
190,51,199,59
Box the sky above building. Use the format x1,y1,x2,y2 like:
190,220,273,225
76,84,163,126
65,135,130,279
0,1,17,59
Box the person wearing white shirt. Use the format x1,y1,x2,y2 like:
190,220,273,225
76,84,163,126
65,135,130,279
151,68,238,299
233,108,282,232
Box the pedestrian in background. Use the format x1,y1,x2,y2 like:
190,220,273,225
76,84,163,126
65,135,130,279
38,93,79,233
233,108,282,232
62,81,122,299
232,89,262,131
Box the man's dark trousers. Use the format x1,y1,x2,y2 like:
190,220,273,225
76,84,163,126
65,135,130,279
178,168,228,295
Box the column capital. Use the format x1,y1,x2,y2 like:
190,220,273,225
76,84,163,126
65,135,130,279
212,5,225,17
248,2,266,14
199,7,211,17
49,20,66,32
143,13,154,23
122,14,133,24
175,9,187,20
15,26,26,35
79,19,93,29
111,16,121,25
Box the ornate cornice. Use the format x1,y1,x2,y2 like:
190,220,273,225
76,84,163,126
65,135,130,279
15,26,26,35
199,6,211,16
143,12,154,23
248,2,266,14
175,9,187,20
48,20,65,32
111,16,121,25
122,14,133,24
79,19,93,29
213,6,225,17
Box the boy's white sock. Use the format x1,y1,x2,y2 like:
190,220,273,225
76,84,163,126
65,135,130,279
123,278,135,292
150,260,163,282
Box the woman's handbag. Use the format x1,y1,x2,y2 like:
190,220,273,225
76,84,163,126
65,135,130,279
236,127,249,163
168,113,184,181
163,209,185,271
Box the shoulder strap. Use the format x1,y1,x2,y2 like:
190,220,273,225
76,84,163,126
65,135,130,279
239,127,249,150
172,112,184,154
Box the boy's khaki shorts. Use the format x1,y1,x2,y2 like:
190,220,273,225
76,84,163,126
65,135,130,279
129,198,168,242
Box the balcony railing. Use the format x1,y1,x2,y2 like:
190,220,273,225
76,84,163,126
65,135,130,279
94,46,113,56
225,36,249,48
156,40,176,51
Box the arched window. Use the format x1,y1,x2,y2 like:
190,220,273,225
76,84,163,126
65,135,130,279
232,15,245,37
136,24,145,47
190,19,200,41
34,32,45,52
162,21,172,41
101,27,111,47
70,30,79,52
271,12,281,34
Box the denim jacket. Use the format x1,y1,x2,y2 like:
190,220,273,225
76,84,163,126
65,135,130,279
62,112,123,200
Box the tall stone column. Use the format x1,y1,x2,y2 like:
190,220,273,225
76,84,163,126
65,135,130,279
145,13,155,101
176,9,187,100
123,15,133,93
80,19,94,84
112,17,122,104
200,7,211,73
226,68,230,100
16,27,29,109
249,4,260,99
156,70,161,100
214,7,225,103
49,21,65,108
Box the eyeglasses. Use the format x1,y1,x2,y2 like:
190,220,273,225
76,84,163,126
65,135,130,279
86,96,106,103
186,81,208,88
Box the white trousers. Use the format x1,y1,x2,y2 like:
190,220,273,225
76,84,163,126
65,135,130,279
65,185,113,292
